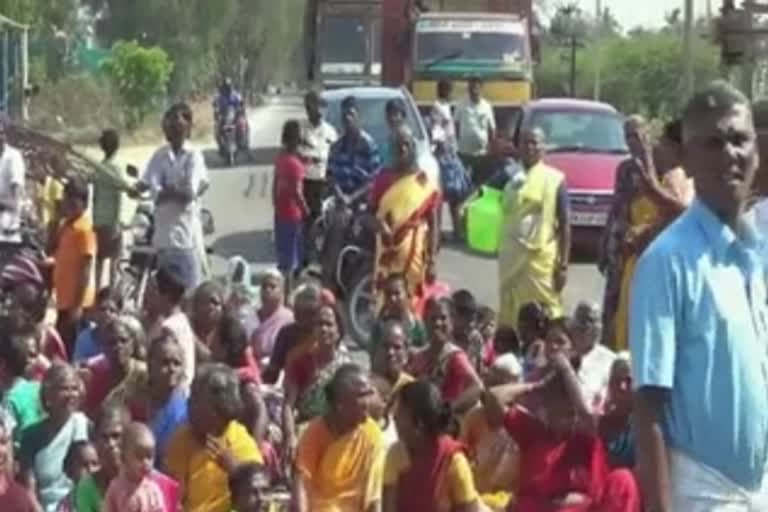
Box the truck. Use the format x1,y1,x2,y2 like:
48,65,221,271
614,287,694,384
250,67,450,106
381,0,537,126
304,0,383,88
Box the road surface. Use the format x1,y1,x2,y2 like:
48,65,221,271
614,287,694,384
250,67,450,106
202,95,606,314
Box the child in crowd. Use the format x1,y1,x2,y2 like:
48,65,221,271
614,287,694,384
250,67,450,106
73,288,123,363
517,302,549,377
212,312,261,383
370,273,426,367
273,119,309,293
16,326,51,382
229,462,272,512
146,260,196,390
57,440,100,511
104,422,179,512
53,178,97,354
452,289,485,369
483,325,520,369
477,306,497,363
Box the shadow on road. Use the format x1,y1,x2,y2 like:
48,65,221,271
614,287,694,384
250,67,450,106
213,229,274,264
203,146,281,169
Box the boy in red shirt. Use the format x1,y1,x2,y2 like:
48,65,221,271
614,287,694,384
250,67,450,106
272,120,309,293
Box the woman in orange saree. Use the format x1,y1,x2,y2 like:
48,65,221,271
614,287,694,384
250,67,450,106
371,126,441,303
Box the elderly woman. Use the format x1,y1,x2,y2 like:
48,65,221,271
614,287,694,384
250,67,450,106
165,363,262,512
283,302,350,454
370,126,440,302
81,314,148,419
408,297,482,414
19,364,89,512
250,270,294,365
190,281,225,362
294,364,385,512
127,330,188,467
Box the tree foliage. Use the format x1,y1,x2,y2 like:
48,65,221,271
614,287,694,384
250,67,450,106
101,40,173,127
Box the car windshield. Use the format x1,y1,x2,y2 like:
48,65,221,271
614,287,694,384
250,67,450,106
529,110,628,154
324,95,426,150
320,16,367,64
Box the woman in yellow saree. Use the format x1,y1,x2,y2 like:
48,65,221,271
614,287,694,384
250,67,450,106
371,126,440,303
610,119,692,350
498,128,571,328
293,364,385,512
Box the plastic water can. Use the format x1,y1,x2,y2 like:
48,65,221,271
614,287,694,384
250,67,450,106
466,186,503,255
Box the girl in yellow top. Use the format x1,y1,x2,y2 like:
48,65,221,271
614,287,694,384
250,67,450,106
164,363,263,512
383,380,483,512
293,364,385,512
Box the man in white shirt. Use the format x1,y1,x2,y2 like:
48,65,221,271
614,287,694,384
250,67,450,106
570,301,616,412
0,123,26,243
139,103,209,290
455,76,496,186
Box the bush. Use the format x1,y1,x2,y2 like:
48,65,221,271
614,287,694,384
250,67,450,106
28,74,126,143
101,40,174,128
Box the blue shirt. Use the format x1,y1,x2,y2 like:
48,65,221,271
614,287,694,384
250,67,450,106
327,131,382,195
630,199,768,490
72,326,104,363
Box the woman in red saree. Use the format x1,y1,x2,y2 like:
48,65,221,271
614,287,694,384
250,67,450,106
484,351,640,512
383,380,482,512
408,297,483,414
371,126,440,303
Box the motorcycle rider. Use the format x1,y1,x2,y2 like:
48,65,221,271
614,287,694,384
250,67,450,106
213,78,247,148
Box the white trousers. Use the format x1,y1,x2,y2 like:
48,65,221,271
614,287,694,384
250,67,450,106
670,450,768,511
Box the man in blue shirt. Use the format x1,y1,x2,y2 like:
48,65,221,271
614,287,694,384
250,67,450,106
630,81,768,511
327,96,382,198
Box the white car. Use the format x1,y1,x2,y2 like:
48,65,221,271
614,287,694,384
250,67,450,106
322,86,440,185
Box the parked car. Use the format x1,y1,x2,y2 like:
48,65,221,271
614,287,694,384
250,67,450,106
322,86,439,184
515,98,628,251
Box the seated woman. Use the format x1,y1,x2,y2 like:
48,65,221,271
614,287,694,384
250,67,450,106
165,363,263,512
462,354,523,512
369,273,427,366
282,302,349,454
189,281,225,363
127,331,188,467
598,353,635,469
18,364,89,512
294,364,385,512
408,297,482,414
81,315,147,419
370,320,414,448
250,270,294,365
70,405,131,512
211,312,261,382
383,380,483,512
484,350,640,512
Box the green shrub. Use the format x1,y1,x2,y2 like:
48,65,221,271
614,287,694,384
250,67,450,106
101,40,174,128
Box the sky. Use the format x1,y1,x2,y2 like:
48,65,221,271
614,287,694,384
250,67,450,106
572,0,709,29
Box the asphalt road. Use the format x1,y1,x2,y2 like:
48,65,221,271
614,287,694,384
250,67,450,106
202,95,606,314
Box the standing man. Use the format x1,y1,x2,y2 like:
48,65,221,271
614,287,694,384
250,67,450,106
0,122,27,246
631,81,768,511
139,103,209,291
497,128,570,329
455,76,496,186
299,91,337,245
92,129,134,289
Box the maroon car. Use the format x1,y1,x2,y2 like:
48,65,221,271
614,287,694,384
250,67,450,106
513,98,628,250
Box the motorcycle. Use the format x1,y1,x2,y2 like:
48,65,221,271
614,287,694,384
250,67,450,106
217,105,250,166
309,184,376,347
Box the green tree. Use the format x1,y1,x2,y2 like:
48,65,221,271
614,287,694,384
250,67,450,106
101,40,173,127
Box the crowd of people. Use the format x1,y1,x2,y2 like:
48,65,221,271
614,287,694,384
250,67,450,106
0,64,760,512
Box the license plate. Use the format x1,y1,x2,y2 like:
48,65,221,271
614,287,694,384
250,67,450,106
572,211,607,226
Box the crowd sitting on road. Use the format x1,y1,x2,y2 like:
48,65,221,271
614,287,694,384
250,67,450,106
0,74,760,512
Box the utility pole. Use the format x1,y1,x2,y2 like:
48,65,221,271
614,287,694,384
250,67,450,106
594,0,603,100
683,0,695,99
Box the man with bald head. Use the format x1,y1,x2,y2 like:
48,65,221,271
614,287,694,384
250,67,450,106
497,127,570,328
631,81,768,511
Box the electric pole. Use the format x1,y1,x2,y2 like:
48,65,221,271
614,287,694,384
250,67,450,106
683,0,695,99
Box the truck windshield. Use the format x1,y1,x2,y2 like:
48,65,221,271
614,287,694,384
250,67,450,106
320,16,368,64
415,31,527,67
530,110,628,154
